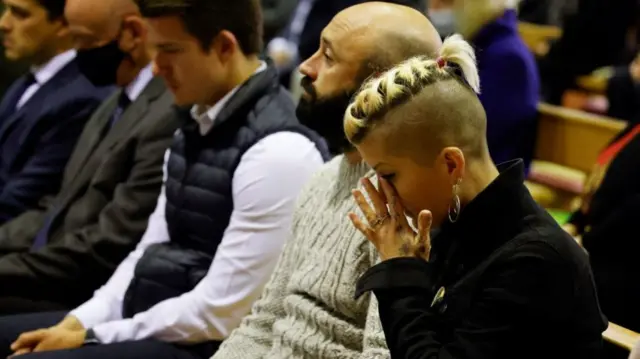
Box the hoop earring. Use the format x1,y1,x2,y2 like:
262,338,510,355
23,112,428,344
448,179,461,223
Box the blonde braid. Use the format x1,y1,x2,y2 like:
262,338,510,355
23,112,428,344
344,34,480,144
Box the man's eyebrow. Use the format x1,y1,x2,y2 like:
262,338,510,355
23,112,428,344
321,36,339,59
155,42,181,50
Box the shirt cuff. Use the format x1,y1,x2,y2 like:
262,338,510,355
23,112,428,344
70,298,116,330
355,257,437,299
92,319,135,344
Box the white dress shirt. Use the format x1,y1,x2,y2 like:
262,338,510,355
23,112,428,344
16,49,77,109
124,64,154,102
71,62,324,344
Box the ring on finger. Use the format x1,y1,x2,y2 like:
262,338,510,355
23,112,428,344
370,214,389,228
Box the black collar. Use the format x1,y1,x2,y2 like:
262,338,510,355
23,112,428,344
433,159,534,270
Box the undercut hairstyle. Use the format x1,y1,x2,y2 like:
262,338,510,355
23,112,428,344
134,0,263,54
344,35,488,162
37,0,66,20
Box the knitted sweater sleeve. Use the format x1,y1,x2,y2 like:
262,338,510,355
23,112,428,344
211,227,296,358
360,241,391,358
361,294,392,358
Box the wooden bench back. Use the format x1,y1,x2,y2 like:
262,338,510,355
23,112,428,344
605,323,640,352
534,104,627,173
517,22,562,56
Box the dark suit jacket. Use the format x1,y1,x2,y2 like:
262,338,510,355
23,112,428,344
0,56,27,99
0,59,112,224
0,76,180,308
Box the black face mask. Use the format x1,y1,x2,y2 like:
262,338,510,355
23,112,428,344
76,39,127,86
296,75,355,155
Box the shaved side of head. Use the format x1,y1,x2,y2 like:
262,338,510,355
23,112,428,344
345,35,489,165
334,2,443,83
382,79,487,163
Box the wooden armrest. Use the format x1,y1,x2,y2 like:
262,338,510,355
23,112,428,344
537,103,623,128
517,22,562,39
518,22,562,56
576,75,608,94
535,103,627,173
604,322,640,350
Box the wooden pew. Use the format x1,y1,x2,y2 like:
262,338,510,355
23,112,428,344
535,103,626,173
576,74,608,95
528,104,627,209
517,22,562,57
534,106,639,354
605,322,640,352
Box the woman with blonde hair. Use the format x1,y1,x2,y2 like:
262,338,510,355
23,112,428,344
427,0,539,173
346,35,606,359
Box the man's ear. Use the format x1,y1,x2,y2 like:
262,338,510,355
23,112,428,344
119,16,146,53
211,30,239,62
54,17,70,38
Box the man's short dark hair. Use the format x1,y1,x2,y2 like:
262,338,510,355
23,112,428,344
36,0,66,20
135,0,263,55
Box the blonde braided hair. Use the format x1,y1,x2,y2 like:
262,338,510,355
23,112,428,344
344,34,480,144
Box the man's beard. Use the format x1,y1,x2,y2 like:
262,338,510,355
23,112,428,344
296,76,355,155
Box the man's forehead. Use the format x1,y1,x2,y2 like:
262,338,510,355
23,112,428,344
68,18,113,43
66,2,113,37
323,16,373,61
146,17,191,40
4,0,38,11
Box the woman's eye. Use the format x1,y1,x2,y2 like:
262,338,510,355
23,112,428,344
381,174,395,181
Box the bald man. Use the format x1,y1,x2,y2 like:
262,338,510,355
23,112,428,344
0,0,178,313
212,3,442,358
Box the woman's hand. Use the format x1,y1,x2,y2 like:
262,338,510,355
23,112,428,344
349,176,433,261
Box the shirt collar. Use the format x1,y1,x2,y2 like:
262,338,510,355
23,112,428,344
30,49,76,85
123,64,154,102
190,61,268,127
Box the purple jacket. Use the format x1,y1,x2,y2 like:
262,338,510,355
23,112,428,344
472,10,540,170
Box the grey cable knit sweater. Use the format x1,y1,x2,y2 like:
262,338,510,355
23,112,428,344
212,155,389,359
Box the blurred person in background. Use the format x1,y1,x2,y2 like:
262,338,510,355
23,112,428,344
0,0,111,224
261,0,297,43
539,0,639,105
605,51,640,122
0,0,179,314
426,0,539,172
517,0,578,27
563,117,640,359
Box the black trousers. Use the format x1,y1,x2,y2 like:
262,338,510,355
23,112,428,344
0,297,70,316
0,312,218,359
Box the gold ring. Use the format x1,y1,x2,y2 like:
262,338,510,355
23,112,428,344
371,214,389,228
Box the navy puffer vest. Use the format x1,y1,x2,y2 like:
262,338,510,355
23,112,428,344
122,64,330,317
